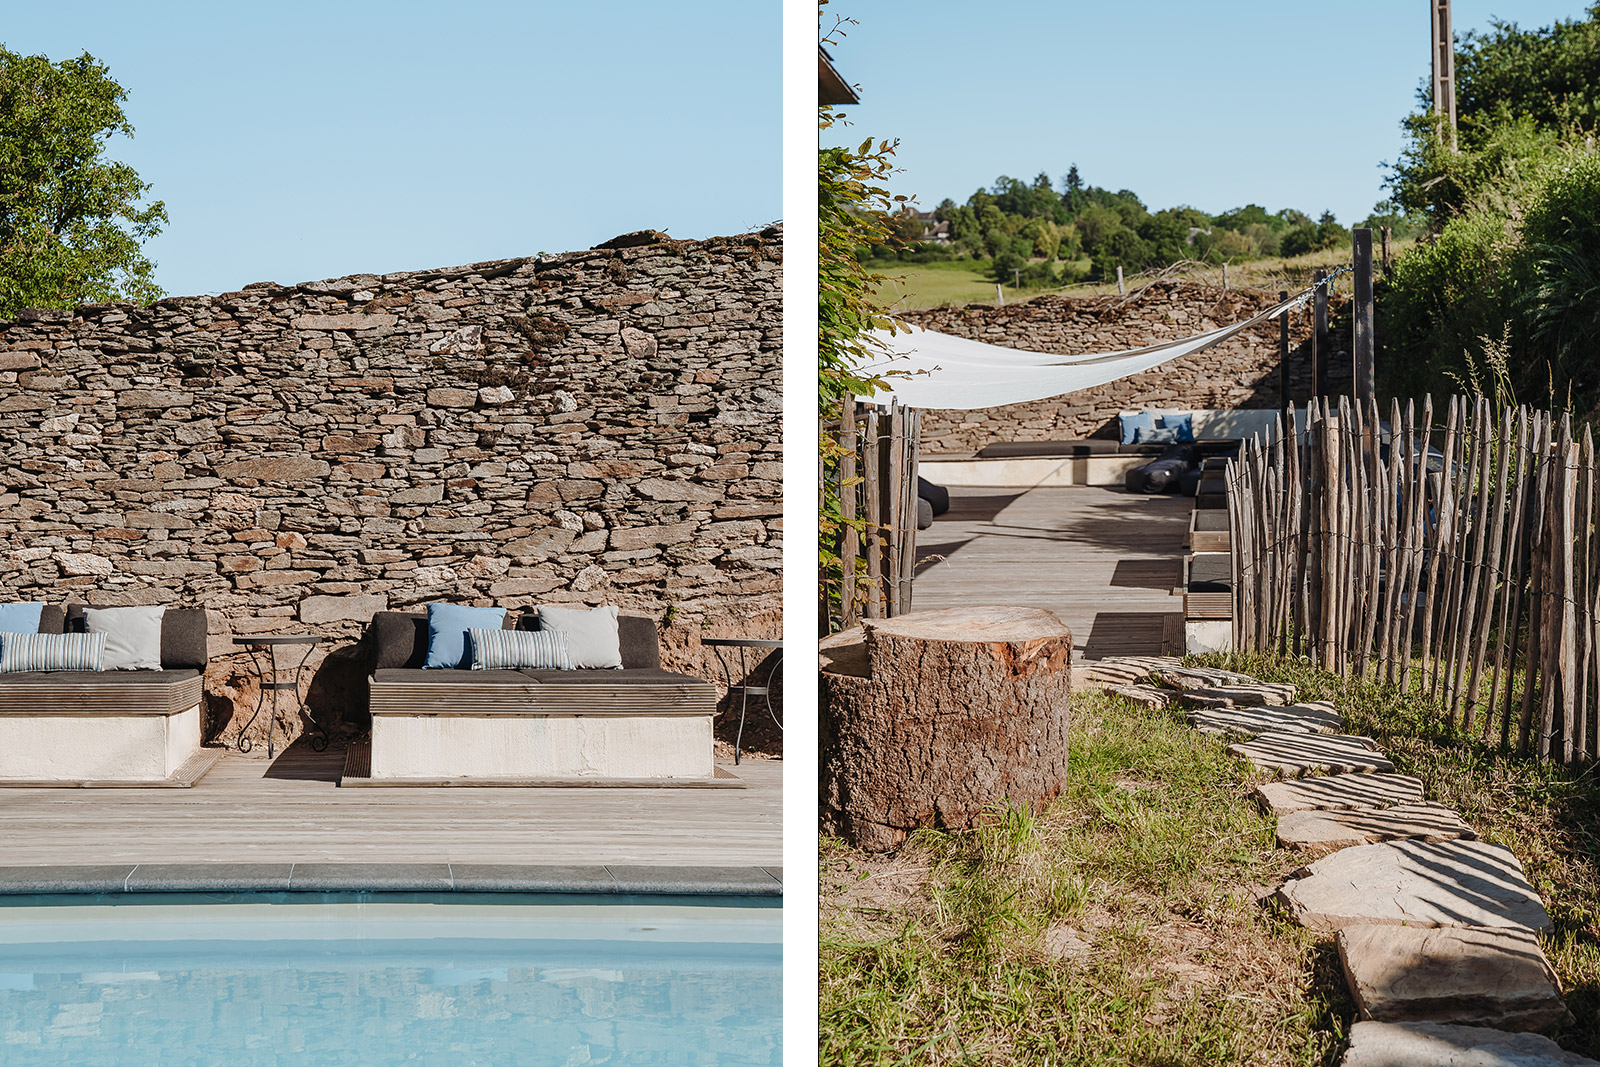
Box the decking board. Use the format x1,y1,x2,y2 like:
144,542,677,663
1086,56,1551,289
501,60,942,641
0,743,780,867
914,486,1190,659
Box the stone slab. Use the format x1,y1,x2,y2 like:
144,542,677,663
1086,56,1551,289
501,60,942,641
1337,924,1566,1031
1228,732,1394,776
1105,684,1176,709
1179,681,1298,708
1147,665,1263,689
1341,1020,1596,1066
1278,802,1477,857
1256,774,1426,816
1190,700,1344,738
1276,839,1551,933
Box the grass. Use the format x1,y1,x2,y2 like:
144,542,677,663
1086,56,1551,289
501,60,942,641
866,243,1414,312
819,688,1348,1066
821,651,1600,1063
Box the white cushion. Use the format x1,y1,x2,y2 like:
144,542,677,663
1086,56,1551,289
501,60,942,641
535,605,622,669
83,605,166,671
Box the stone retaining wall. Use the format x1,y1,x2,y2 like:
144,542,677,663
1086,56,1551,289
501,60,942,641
903,281,1351,454
0,227,782,749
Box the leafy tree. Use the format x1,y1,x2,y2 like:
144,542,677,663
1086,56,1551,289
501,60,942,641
1452,6,1600,131
1314,210,1350,250
0,47,166,319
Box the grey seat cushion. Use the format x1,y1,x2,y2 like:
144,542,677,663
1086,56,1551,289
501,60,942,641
0,669,201,685
371,668,533,685
519,668,707,686
368,610,661,671
1188,554,1233,593
57,606,208,669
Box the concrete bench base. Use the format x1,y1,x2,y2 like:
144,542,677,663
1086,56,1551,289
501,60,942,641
921,455,1146,488
0,704,205,785
367,713,717,781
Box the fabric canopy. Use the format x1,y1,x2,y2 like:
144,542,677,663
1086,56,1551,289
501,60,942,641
862,290,1309,411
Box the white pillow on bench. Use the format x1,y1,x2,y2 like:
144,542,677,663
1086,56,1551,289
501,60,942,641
84,606,166,671
535,605,622,669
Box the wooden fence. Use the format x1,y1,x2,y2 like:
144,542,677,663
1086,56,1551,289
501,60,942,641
1228,394,1600,764
821,397,921,633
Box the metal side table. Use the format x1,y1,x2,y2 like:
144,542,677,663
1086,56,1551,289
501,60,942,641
232,635,328,757
703,638,782,764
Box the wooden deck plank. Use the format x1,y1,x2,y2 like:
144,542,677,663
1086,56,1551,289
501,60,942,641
914,486,1189,659
0,745,780,867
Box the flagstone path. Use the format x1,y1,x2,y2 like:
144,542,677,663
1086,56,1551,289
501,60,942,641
1088,657,1589,1064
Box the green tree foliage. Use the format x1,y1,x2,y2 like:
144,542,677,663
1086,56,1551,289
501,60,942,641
1452,5,1600,131
1380,5,1600,409
0,47,166,319
892,162,1347,286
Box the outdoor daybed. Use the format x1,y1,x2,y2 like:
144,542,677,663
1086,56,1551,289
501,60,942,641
922,408,1272,489
0,605,212,786
356,609,727,786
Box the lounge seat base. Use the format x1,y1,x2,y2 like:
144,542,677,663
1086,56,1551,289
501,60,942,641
340,742,743,789
0,672,205,783
0,747,221,789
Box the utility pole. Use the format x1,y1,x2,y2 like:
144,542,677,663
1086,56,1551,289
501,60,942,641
1432,0,1458,151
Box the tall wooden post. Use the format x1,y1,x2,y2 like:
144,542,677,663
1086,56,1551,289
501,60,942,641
1279,289,1291,411
1353,228,1375,402
1433,0,1457,151
1312,269,1329,399
1380,225,1392,273
1116,265,1125,295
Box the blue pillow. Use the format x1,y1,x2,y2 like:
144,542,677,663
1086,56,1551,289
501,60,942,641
0,602,44,634
1160,413,1195,443
1132,426,1181,445
423,603,507,669
1119,411,1154,445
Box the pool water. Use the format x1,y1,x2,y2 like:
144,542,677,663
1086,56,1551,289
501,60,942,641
0,895,781,1066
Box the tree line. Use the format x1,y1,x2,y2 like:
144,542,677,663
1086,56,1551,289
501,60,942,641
875,165,1421,288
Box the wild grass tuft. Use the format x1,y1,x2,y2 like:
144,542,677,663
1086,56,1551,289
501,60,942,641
820,688,1349,1066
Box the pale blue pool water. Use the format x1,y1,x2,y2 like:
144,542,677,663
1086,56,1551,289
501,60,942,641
0,894,780,1066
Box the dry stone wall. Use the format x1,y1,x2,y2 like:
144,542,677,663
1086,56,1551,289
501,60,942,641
0,227,782,748
904,281,1351,454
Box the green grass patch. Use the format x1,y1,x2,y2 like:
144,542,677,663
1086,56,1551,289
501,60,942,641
819,688,1348,1066
1199,650,1600,1057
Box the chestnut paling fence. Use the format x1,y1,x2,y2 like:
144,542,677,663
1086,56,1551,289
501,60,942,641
822,396,922,633
1228,394,1600,765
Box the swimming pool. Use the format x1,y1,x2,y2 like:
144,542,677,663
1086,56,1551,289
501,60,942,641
0,894,781,1066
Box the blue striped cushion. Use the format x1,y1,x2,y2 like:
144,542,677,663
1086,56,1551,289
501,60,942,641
467,628,572,671
0,632,107,673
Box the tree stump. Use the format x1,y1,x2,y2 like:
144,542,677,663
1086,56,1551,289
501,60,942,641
819,606,1073,852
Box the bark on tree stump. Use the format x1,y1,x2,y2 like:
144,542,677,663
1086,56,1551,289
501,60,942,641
819,606,1073,852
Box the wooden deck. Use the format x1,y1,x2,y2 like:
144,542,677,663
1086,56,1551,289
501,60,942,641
0,745,780,867
913,485,1190,659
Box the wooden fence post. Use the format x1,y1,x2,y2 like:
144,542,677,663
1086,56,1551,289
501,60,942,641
1353,228,1375,402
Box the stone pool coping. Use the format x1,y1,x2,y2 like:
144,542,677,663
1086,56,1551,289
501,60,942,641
0,863,782,897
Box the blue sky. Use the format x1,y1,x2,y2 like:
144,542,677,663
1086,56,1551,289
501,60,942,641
821,0,1586,225
4,1,779,297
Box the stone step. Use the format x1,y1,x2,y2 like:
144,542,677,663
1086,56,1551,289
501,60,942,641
1179,681,1298,708
1077,656,1182,685
1341,1020,1596,1066
1147,665,1263,689
1228,733,1395,777
1337,924,1567,1032
1104,683,1177,709
1255,774,1425,816
1277,802,1476,857
1190,700,1344,738
1276,839,1551,934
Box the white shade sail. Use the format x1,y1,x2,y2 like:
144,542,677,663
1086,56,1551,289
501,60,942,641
862,291,1309,411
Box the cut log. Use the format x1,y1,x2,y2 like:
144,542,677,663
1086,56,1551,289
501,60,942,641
819,606,1073,852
